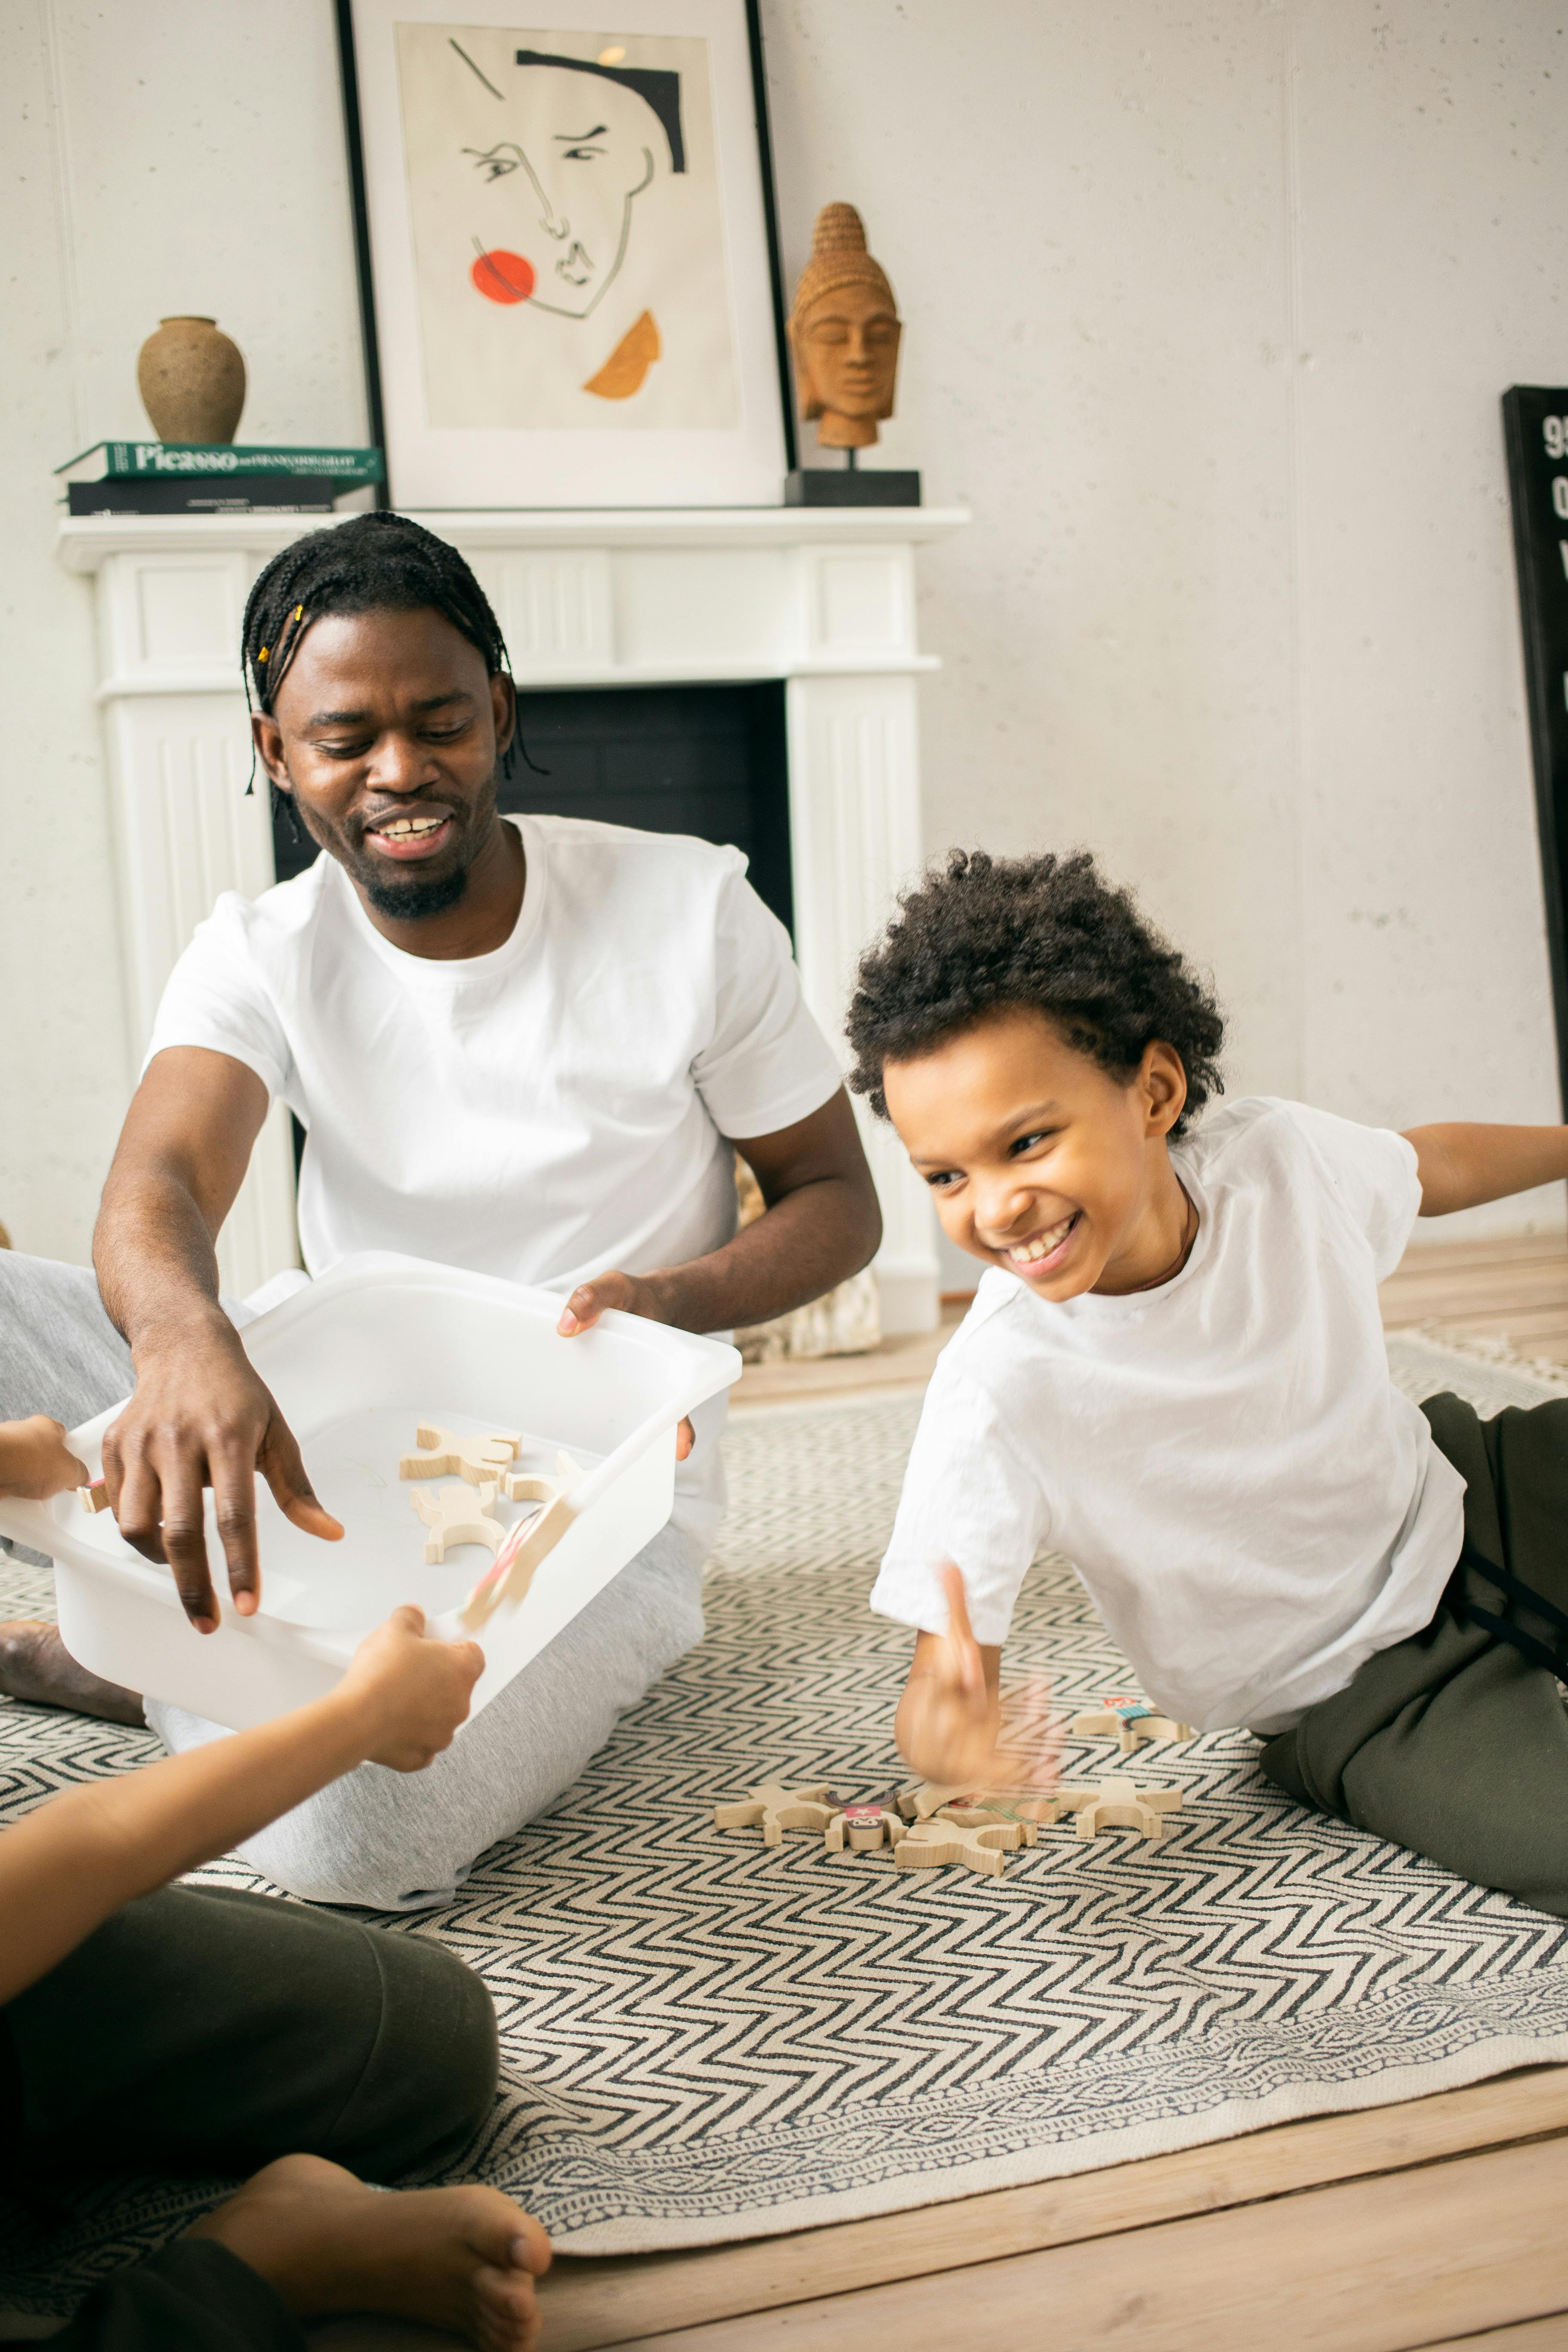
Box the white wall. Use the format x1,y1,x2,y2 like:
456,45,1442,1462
767,0,1568,1251
0,0,368,1263
2,0,1564,1265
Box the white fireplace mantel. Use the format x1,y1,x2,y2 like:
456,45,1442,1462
59,503,969,1330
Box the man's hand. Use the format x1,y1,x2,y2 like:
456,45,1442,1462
557,1267,666,1338
103,1314,342,1634
895,1565,1057,1793
557,1272,695,1459
337,1604,484,1771
0,1417,90,1503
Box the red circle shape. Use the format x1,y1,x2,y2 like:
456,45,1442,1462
471,250,536,305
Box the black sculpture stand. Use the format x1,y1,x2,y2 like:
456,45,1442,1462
785,467,922,508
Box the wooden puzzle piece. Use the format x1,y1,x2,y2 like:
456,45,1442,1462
713,1782,838,1847
1057,1776,1183,1842
457,1488,578,1631
1070,1696,1195,1752
399,1424,521,1488
501,1447,585,1505
894,1815,1023,1877
897,1782,974,1821
934,1801,1040,1849
409,1479,505,1565
900,1783,1054,1831
78,1479,110,1515
824,1804,904,1854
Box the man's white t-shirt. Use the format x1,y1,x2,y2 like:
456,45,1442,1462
870,1097,1467,1734
146,814,843,1552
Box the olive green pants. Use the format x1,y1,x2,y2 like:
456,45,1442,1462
1263,1391,1568,1917
0,1882,497,2189
20,2241,302,2351
0,1883,498,2346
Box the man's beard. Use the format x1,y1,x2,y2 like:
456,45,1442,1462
293,784,495,922
360,862,471,922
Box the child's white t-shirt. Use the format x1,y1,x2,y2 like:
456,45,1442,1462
870,1096,1467,1734
145,812,843,1551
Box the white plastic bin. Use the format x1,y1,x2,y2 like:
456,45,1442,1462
0,1253,741,1730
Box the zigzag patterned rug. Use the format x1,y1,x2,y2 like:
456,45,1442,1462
5,1331,1568,2306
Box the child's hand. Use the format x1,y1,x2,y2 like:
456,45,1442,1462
0,1415,90,1503
895,1563,1058,1794
337,1605,486,1772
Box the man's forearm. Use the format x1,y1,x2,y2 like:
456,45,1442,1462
1405,1124,1568,1217
94,1046,268,1356
95,1164,230,1358
642,1171,881,1332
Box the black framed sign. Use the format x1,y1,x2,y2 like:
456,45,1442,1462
335,0,794,508
1504,385,1568,1111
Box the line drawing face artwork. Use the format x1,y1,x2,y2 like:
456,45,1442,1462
395,22,740,433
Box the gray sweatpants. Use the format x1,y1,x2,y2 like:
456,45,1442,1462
0,1250,706,1911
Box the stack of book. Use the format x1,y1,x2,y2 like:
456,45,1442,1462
57,443,384,516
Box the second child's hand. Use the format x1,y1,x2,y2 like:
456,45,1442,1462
896,1563,1059,1794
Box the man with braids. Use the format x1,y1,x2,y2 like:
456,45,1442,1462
848,848,1568,1917
0,511,879,1910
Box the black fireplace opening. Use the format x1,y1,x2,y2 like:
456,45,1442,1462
271,679,794,937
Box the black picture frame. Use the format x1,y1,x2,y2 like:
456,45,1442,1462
332,0,796,505
1504,384,1568,1112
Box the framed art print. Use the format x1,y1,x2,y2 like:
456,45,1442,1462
337,0,794,506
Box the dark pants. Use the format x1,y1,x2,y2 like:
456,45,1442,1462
40,2242,301,2352
0,1882,498,2349
1264,1390,1568,1916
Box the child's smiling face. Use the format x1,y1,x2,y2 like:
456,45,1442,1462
882,1004,1191,1299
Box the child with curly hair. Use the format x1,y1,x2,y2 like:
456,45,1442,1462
848,848,1568,1914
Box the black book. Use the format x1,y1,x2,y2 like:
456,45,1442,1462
67,474,357,517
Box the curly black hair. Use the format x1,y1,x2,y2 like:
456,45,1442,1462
845,848,1225,1137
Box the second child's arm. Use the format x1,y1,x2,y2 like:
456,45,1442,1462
895,1565,1056,1793
1403,1124,1568,1217
0,1608,481,2009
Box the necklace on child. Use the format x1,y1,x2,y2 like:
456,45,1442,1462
1123,1183,1199,1294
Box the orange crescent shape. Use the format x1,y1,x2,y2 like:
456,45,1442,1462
582,310,662,400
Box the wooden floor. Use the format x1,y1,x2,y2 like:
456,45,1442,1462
312,1234,1568,2352
1377,1231,1568,1366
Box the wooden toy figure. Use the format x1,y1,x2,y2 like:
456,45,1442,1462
457,1484,578,1632
409,1479,506,1565
1057,1777,1183,1844
894,1815,1024,1878
399,1424,521,1487
899,1783,1057,1828
502,1448,585,1505
713,1782,839,1847
932,1800,1040,1849
1070,1695,1196,1752
824,1803,904,1855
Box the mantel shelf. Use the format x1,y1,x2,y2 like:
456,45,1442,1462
58,503,971,573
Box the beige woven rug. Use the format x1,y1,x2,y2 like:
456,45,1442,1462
4,1330,1568,2311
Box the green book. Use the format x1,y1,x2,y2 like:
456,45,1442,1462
56,441,385,484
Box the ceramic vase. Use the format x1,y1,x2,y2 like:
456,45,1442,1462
136,316,246,444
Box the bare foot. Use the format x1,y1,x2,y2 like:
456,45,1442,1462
187,2153,551,2351
0,1621,144,1726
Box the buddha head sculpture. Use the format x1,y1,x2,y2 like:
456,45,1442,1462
788,203,902,451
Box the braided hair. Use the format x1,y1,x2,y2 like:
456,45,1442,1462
242,511,533,820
